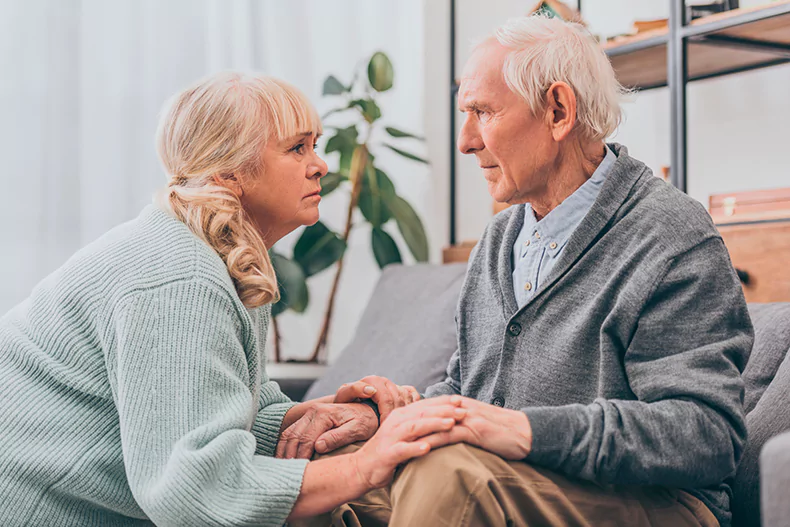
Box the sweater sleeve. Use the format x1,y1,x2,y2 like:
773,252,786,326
110,279,307,527
251,380,295,457
523,237,752,487
424,347,462,398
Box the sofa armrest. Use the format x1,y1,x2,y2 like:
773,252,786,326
760,430,790,526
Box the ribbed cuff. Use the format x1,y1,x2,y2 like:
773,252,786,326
252,401,297,457
249,455,309,526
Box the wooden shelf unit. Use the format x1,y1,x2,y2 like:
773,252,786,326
604,0,790,90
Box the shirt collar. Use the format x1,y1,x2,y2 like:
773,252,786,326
524,145,616,257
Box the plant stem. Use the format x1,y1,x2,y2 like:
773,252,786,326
309,145,369,363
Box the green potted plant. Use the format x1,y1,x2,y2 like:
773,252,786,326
270,51,430,363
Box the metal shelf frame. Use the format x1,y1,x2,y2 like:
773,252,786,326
447,0,790,244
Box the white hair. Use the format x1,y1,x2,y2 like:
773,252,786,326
490,15,628,141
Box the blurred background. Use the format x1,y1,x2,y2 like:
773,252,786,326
1,0,788,366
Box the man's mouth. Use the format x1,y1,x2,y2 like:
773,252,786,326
304,189,321,198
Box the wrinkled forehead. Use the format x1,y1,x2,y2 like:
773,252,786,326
458,41,511,107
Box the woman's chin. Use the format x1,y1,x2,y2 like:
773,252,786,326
301,209,321,226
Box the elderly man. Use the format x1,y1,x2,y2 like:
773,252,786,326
297,15,751,527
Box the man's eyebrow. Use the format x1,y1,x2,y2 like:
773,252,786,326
458,101,491,113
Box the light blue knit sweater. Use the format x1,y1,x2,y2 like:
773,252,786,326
0,205,308,526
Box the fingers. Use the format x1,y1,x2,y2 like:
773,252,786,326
276,409,332,460
418,425,474,450
386,395,463,422
388,441,432,465
393,416,456,441
314,419,372,454
362,376,398,422
334,380,377,404
399,385,421,405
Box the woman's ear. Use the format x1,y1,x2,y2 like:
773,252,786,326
212,173,244,198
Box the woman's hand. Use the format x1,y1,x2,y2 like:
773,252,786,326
333,375,421,422
350,395,466,489
276,402,378,459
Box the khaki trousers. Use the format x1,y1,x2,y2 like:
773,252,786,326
292,443,719,527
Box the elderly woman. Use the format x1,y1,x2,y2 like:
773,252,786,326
0,73,464,526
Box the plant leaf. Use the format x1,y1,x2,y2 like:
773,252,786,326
358,165,395,227
320,172,347,197
322,106,354,120
367,51,394,92
370,227,402,269
322,75,348,95
269,251,309,317
350,98,381,124
387,195,429,262
293,221,347,277
385,127,424,140
383,143,429,164
325,125,359,154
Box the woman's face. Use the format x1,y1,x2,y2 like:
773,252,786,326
241,131,328,246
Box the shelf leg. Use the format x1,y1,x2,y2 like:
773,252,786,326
669,0,688,193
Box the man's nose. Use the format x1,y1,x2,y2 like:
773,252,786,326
458,117,483,155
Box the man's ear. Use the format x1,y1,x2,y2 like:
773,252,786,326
212,173,244,198
545,81,577,142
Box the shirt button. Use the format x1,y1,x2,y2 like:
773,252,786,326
507,323,522,336
549,242,557,250
524,282,532,291
524,239,530,247
534,232,541,239
492,397,505,407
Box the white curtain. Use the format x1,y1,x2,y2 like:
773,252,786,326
0,0,430,361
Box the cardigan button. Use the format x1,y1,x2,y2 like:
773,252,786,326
492,397,505,407
507,323,522,336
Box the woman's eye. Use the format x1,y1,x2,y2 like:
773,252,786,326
313,143,319,150
292,143,305,154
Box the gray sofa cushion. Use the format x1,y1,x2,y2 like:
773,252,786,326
760,430,790,527
725,303,790,527
303,263,467,400
742,303,790,413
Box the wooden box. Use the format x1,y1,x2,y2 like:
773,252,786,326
710,187,790,303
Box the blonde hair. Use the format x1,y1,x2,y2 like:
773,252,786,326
489,15,628,141
155,72,322,308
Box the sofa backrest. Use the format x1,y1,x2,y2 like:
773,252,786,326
304,263,467,400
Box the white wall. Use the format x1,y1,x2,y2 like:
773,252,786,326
425,0,790,243
0,0,433,364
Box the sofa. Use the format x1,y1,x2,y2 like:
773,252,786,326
303,263,790,527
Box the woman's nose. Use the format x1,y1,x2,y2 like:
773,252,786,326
312,153,328,179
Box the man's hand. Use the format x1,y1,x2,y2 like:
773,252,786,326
333,375,421,422
275,402,378,460
422,397,533,460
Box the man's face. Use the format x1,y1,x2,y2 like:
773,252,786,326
457,41,554,204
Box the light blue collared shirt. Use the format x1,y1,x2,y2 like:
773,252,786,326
511,145,616,308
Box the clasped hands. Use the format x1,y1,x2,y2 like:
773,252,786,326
275,376,533,463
